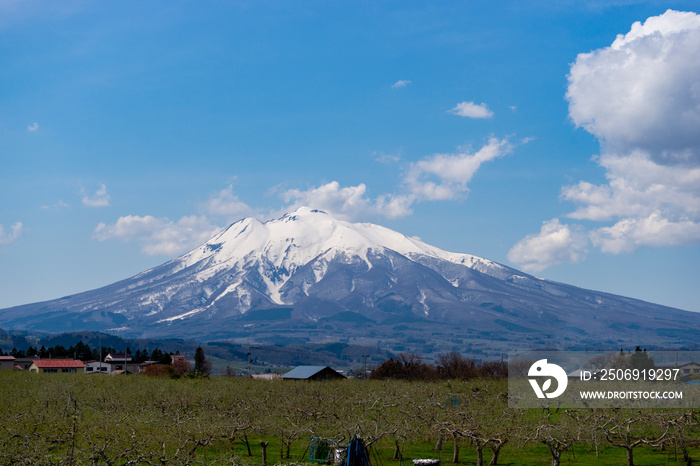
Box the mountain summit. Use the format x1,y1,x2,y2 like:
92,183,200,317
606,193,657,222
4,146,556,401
1,207,699,354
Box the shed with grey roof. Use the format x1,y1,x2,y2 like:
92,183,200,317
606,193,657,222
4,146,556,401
281,365,345,381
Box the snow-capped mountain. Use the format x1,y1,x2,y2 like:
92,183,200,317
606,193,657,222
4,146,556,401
1,206,699,354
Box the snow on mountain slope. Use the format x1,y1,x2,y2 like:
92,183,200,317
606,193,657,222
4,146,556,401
175,206,505,300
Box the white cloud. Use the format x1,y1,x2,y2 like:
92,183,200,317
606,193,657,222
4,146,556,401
279,138,516,221
590,212,700,254
281,181,414,221
511,10,700,271
93,184,257,255
280,139,515,221
373,150,401,164
81,184,110,207
449,101,494,119
392,80,412,88
40,200,70,211
404,137,513,200
0,222,25,246
201,184,255,219
567,9,700,164
27,122,39,132
507,219,589,273
562,152,700,223
94,215,219,256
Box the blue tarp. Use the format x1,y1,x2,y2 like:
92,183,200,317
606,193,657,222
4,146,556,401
345,436,371,466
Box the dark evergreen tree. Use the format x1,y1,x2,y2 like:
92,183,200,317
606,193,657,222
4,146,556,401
630,346,655,370
194,346,210,375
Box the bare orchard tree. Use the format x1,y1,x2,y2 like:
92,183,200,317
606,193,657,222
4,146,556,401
599,409,672,466
664,410,699,466
427,393,466,463
524,409,591,466
464,384,521,466
425,380,516,465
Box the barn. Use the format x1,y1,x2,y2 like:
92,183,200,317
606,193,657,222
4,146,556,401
281,365,345,381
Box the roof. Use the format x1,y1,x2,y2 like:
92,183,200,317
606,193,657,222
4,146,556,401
0,356,16,361
281,365,344,380
657,362,700,368
31,360,85,368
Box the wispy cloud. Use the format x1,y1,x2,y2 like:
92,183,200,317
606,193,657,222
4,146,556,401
278,139,517,221
373,150,401,164
81,183,110,207
40,200,70,211
94,185,255,256
27,122,39,132
92,134,521,255
201,184,255,219
510,10,700,271
94,215,220,256
0,222,25,246
391,79,412,88
449,101,494,119
403,137,513,201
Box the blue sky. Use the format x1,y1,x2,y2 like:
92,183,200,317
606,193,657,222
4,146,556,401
2,1,700,314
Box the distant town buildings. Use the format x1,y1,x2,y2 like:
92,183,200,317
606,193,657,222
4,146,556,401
0,351,190,375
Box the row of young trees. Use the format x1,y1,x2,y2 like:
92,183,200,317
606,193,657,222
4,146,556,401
370,352,508,381
0,373,696,466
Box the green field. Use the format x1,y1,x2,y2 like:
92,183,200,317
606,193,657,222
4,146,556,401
0,372,697,465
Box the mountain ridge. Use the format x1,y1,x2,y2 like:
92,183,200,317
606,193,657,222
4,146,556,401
1,207,698,357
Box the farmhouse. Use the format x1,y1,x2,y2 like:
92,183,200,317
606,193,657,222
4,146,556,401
84,361,110,374
0,355,15,370
281,366,345,381
678,362,700,379
13,357,39,371
170,354,186,364
28,360,85,374
102,353,142,373
657,361,700,381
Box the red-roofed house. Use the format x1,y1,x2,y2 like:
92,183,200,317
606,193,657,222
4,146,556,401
28,359,85,374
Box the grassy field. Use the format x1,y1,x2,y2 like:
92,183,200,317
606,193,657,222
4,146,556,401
0,372,697,465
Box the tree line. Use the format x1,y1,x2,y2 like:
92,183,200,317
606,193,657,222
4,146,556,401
370,352,508,381
0,341,177,364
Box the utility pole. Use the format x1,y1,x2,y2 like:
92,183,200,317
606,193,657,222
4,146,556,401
247,346,260,377
362,354,370,379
